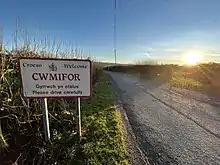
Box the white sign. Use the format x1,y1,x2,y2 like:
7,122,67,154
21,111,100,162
19,58,92,98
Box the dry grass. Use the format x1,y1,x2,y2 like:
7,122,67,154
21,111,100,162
0,25,86,164
0,23,128,164
0,38,86,164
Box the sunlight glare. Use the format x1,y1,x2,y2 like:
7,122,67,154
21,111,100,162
183,52,202,65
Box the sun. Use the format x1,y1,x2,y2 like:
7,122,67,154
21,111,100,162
183,52,202,65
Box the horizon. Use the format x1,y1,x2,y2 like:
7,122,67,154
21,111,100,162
1,0,220,64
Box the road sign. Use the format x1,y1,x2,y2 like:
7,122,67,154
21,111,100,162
18,58,92,98
18,57,92,140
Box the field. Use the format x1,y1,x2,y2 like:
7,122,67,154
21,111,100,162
105,63,220,96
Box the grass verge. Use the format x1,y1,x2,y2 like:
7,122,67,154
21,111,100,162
80,71,128,165
170,75,202,89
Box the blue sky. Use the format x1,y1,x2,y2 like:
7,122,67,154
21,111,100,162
1,0,220,63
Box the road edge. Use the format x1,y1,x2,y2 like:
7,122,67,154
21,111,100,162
107,72,150,165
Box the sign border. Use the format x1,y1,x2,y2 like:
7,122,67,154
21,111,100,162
18,57,92,99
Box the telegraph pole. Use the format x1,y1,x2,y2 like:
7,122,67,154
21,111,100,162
114,0,117,65
0,27,3,52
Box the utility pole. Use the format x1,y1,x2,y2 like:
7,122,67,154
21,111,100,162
0,27,3,52
114,0,117,65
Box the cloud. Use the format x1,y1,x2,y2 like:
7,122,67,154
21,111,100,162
146,47,155,51
144,52,152,58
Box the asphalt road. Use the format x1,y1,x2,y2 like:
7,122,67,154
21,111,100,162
108,72,220,165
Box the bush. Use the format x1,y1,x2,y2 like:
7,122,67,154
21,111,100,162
0,51,80,164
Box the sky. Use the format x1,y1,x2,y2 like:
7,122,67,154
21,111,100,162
1,0,220,64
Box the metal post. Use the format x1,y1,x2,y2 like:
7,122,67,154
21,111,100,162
41,98,50,141
114,0,117,66
76,97,82,137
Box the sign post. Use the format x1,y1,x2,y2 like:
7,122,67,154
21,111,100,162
18,58,92,141
41,98,50,141
76,97,82,137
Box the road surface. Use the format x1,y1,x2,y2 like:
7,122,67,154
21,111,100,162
108,72,220,165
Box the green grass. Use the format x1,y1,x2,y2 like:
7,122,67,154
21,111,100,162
80,71,128,165
170,76,202,89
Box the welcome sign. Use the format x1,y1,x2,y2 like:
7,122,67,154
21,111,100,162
18,58,92,98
